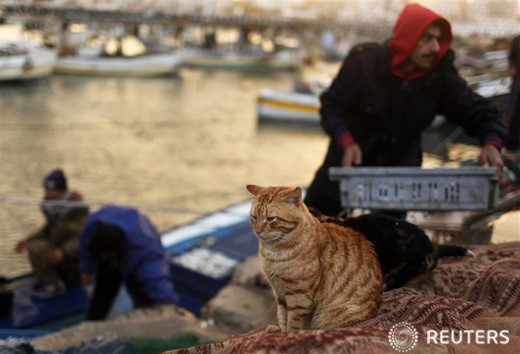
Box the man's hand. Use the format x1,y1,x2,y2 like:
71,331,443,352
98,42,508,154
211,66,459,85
15,239,28,253
478,144,504,170
47,248,64,265
342,144,363,167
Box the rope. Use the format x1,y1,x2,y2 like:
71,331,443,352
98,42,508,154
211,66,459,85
0,195,240,216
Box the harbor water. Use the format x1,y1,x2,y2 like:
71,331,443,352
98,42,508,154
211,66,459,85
0,63,514,278
0,65,335,277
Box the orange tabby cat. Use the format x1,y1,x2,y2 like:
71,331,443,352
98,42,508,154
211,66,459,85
246,185,383,331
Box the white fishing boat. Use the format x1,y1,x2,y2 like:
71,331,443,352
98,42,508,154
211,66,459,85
184,47,272,71
185,47,303,71
53,50,188,76
0,42,57,81
256,88,320,123
256,74,330,123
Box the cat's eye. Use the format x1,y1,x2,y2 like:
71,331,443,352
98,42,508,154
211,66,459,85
266,216,276,222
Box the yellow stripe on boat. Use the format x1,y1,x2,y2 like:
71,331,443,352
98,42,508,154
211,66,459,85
257,97,319,113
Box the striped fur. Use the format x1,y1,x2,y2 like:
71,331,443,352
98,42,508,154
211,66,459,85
246,185,383,331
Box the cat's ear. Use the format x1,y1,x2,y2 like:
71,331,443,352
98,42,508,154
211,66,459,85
246,184,263,196
285,187,302,205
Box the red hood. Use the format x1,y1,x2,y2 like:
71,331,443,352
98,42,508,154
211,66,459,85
389,3,452,79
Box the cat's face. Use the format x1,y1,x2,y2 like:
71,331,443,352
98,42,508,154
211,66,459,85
246,185,303,243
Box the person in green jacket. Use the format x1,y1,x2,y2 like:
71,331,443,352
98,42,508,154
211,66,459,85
14,168,89,298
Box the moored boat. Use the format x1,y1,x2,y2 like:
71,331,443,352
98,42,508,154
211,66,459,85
0,42,57,81
184,47,271,71
256,88,320,123
53,50,188,76
185,47,303,71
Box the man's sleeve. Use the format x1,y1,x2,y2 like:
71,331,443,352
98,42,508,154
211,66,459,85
439,67,508,146
319,52,362,150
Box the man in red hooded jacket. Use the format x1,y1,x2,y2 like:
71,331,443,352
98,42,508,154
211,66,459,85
304,3,508,217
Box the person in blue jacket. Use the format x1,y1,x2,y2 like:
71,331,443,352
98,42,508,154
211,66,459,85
79,205,179,320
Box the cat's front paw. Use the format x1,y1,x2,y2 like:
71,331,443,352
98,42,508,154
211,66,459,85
265,323,282,333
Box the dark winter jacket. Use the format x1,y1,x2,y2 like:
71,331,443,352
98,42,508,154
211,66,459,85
79,205,178,307
319,42,507,167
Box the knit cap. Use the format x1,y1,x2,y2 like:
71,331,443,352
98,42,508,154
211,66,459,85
42,168,67,191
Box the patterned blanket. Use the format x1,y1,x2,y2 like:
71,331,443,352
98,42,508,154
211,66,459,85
166,242,520,354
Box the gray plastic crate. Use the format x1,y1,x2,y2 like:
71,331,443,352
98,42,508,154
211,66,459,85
329,167,498,211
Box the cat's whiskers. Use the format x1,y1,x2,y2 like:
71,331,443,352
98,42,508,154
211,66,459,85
251,229,284,243
248,230,257,240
